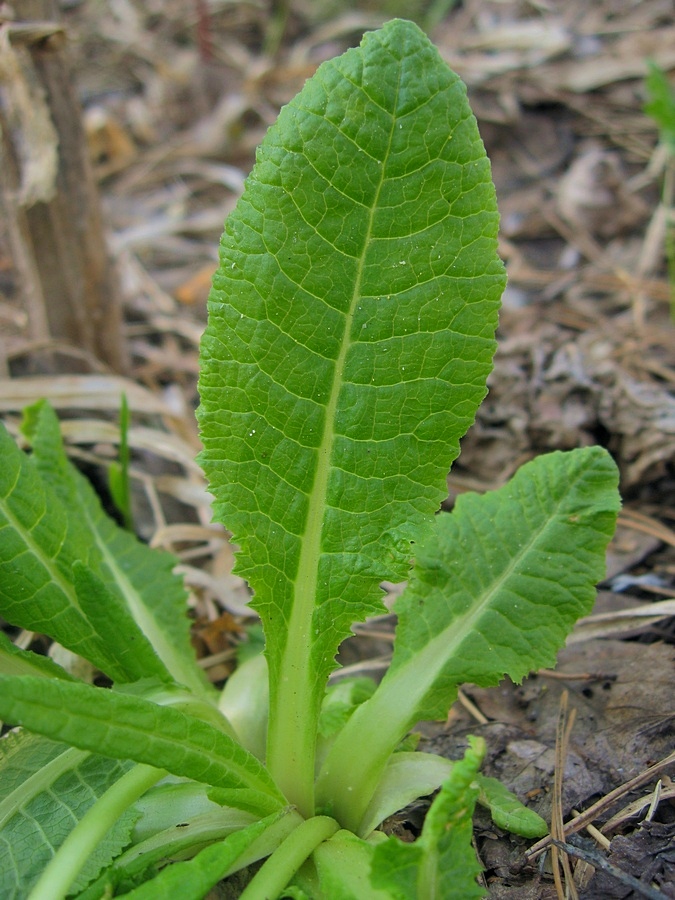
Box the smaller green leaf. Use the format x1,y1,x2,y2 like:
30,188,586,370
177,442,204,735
118,812,288,900
370,737,486,899
369,840,422,900
218,652,269,759
417,736,486,898
0,421,122,678
0,731,89,830
0,676,285,817
108,392,133,529
28,763,160,900
644,60,675,150
300,830,391,900
317,447,620,831
76,802,260,899
476,775,548,839
131,780,246,842
72,562,172,684
318,678,376,739
357,753,548,840
389,447,620,716
22,400,209,695
359,752,452,838
0,630,75,681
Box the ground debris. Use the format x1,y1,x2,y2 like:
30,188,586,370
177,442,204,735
580,822,675,899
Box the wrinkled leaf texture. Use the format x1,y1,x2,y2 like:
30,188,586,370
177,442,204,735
316,447,620,830
22,401,207,694
0,402,207,693
389,446,621,719
0,676,284,817
0,420,119,678
0,730,135,898
198,18,505,791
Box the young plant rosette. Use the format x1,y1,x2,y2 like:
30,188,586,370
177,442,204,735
0,19,619,900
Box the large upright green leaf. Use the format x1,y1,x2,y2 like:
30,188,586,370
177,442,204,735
198,18,505,811
316,447,620,830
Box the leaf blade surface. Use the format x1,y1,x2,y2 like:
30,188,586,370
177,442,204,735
0,729,135,898
198,18,505,808
0,676,285,817
0,422,121,678
370,737,486,899
317,447,620,829
23,401,207,694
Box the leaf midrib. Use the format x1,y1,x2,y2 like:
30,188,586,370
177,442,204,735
267,69,403,806
0,474,83,620
84,501,205,696
0,678,281,803
381,484,573,728
316,472,589,829
0,746,89,830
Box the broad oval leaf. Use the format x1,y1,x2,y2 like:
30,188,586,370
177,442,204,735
197,18,505,807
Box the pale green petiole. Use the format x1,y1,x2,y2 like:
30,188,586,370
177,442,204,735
28,763,166,900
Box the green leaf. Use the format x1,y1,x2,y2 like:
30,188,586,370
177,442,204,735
71,562,172,685
357,752,547,840
295,830,392,900
390,447,619,706
218,652,270,759
118,812,289,900
370,737,486,899
359,751,453,838
76,797,260,899
22,400,209,695
29,764,163,900
108,392,133,529
131,780,247,842
644,60,675,150
0,630,75,681
318,677,376,739
475,775,548,839
0,729,136,898
0,676,285,817
198,17,505,813
0,421,122,679
369,839,422,900
317,447,620,831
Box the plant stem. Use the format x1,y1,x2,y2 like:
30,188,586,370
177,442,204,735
28,763,166,900
316,634,454,833
239,815,339,900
